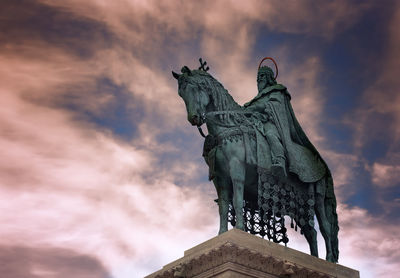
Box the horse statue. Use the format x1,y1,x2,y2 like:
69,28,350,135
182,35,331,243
172,58,339,263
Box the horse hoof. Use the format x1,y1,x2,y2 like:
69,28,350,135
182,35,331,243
235,224,245,231
218,228,228,235
326,254,336,263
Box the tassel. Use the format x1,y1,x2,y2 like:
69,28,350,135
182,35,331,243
290,218,294,228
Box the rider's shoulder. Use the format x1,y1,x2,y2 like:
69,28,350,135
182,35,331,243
244,84,287,107
268,84,287,92
260,84,287,97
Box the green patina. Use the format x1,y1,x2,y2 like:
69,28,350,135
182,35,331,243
172,59,339,263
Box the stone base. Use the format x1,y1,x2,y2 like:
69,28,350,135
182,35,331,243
145,229,359,278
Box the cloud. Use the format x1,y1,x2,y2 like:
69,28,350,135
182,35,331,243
245,0,372,34
283,203,400,278
1,1,399,278
342,3,400,218
27,0,372,147
321,151,360,201
370,162,400,187
0,73,218,277
0,18,217,278
337,204,400,278
0,245,111,278
348,5,400,151
39,0,372,40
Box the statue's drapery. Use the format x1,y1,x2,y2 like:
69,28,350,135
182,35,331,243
244,84,326,183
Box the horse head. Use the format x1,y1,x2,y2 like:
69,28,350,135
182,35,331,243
172,66,211,126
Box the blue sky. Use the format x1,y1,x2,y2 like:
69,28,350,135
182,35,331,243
0,1,399,277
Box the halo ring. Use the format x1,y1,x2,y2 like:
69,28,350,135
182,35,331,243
258,57,278,80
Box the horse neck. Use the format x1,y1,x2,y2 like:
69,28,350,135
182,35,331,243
208,85,240,113
206,88,242,136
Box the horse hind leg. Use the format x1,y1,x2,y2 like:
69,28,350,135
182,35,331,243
302,224,319,258
315,189,335,262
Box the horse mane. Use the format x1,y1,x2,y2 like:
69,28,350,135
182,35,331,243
193,70,241,111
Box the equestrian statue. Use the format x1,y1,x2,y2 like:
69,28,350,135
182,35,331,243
172,58,339,263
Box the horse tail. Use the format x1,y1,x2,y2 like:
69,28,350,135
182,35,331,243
324,174,339,263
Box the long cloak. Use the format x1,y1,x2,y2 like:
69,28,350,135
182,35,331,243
245,84,327,183
245,84,339,262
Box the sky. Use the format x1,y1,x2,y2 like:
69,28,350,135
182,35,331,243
0,0,399,277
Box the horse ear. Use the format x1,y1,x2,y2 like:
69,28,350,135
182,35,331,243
181,66,192,75
172,71,180,80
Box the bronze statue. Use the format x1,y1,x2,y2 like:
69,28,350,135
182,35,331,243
172,58,339,263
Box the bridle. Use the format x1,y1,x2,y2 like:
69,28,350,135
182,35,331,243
196,110,250,138
197,113,207,138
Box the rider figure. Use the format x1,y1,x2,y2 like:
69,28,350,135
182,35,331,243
244,66,287,181
244,61,338,262
245,60,327,185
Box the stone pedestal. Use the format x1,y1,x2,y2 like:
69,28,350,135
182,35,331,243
145,229,359,278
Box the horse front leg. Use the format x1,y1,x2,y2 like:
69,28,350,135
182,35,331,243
229,157,245,230
213,176,230,235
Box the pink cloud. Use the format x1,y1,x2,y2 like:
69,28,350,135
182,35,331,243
40,0,372,41
370,163,400,187
1,1,398,278
337,204,400,278
0,245,110,278
0,34,217,278
347,5,400,150
344,4,400,212
32,0,373,148
283,203,400,278
233,0,372,38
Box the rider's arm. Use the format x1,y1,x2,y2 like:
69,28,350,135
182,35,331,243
244,100,265,113
268,91,283,103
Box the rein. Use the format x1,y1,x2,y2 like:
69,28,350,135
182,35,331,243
197,112,207,138
196,110,253,138
206,110,250,128
197,126,206,138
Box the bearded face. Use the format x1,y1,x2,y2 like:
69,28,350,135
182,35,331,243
257,71,268,93
257,67,275,93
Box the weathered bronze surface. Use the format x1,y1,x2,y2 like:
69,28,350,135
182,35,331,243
172,58,339,263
